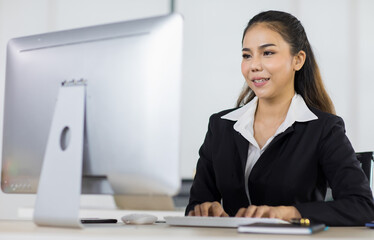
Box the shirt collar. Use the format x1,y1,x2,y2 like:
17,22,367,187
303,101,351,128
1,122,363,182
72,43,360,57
221,94,318,144
222,93,317,122
276,93,318,134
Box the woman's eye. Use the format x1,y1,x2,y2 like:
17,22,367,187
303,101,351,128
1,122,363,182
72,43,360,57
242,54,251,59
264,51,275,56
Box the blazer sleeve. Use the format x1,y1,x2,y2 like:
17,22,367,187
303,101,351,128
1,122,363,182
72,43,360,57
295,115,374,226
185,114,222,215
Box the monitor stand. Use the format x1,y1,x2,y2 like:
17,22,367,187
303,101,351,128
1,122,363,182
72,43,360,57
33,80,86,228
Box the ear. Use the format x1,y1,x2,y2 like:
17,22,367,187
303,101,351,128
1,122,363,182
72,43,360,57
293,50,306,71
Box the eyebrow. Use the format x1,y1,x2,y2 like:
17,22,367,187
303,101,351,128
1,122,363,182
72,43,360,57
242,43,276,52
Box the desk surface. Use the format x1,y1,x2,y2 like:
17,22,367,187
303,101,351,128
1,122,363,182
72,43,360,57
0,220,374,240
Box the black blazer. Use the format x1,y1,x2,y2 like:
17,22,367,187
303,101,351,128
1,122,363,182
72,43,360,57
186,106,374,226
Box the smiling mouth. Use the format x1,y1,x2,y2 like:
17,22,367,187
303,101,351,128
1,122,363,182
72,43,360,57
252,78,270,83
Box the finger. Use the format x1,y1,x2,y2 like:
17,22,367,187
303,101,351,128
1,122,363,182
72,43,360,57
254,206,270,218
235,208,247,217
211,202,225,217
200,202,212,217
269,210,276,218
188,210,195,216
221,211,229,217
244,205,258,217
194,204,201,216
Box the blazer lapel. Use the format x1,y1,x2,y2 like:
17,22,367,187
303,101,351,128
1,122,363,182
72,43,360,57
232,124,295,180
251,125,295,177
233,131,249,172
268,125,295,149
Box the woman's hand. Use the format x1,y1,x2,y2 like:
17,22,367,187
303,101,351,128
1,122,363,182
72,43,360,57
235,205,301,221
188,201,229,217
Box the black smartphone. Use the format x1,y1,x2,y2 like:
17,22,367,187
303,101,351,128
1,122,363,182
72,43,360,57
81,218,118,224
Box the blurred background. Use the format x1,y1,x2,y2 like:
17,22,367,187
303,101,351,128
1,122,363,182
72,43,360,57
0,0,373,219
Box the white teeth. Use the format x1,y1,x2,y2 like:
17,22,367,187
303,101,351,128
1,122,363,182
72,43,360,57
253,78,269,83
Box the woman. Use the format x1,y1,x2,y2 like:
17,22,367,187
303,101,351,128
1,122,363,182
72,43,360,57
185,10,374,226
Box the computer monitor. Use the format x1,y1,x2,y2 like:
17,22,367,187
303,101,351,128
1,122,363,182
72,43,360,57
1,13,183,227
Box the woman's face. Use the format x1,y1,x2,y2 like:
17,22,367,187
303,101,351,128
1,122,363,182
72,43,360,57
241,23,304,102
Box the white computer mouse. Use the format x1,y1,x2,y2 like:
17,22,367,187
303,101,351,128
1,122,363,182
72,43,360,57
121,213,158,225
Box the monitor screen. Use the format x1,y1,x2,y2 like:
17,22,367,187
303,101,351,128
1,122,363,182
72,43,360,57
1,14,182,198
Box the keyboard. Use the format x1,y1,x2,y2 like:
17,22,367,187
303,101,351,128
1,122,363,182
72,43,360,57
164,216,289,228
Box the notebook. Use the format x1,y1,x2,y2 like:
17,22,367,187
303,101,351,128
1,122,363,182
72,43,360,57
237,222,327,235
164,216,288,228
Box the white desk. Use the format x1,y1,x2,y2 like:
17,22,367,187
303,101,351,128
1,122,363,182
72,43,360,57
0,220,374,240
8,207,374,239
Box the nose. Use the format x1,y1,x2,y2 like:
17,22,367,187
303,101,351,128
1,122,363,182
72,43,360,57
250,55,262,72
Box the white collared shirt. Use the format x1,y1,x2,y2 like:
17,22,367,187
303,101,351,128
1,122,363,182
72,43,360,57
221,94,318,203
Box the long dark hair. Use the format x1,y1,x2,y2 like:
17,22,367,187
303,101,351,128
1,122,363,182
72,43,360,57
237,10,335,114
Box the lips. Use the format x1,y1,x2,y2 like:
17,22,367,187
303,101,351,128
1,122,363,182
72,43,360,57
251,77,270,87
252,78,270,83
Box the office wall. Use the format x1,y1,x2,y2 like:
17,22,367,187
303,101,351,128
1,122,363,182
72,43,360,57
0,0,374,219
176,0,374,178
